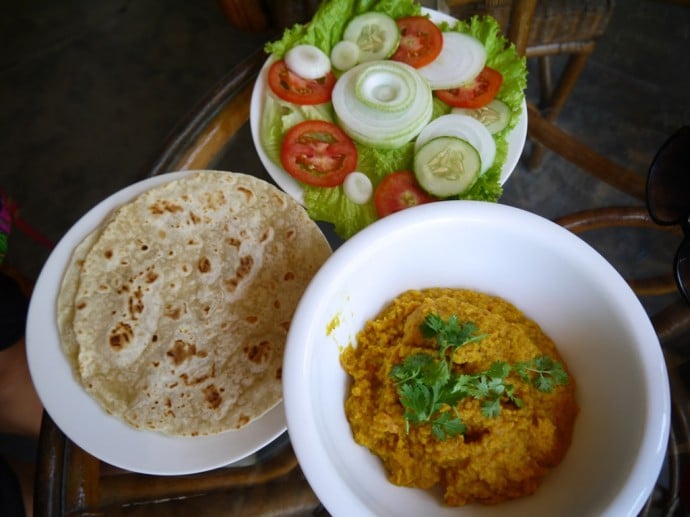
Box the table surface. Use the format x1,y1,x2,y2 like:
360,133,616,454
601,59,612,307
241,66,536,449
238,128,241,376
34,45,690,517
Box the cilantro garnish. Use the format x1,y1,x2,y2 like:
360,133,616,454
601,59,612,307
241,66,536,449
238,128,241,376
514,355,570,393
390,313,569,441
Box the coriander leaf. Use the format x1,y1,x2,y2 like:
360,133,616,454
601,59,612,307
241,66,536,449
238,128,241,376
534,374,555,393
419,313,446,338
427,359,450,387
470,375,490,398
437,381,467,406
503,382,524,408
513,355,569,393
419,314,487,361
390,353,434,383
551,364,570,386
487,361,511,379
481,397,502,418
399,382,433,424
432,411,466,441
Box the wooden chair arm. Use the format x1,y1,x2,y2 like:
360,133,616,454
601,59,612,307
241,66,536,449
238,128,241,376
527,103,647,201
554,206,681,297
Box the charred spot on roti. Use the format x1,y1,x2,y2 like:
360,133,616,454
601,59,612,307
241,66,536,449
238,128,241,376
271,193,287,208
236,186,254,202
127,286,145,319
275,367,282,380
237,255,254,276
245,315,258,324
286,229,297,240
284,271,295,281
260,228,273,243
198,257,212,273
109,322,134,350
166,339,197,365
145,269,159,284
203,384,222,409
149,200,184,215
226,237,241,248
201,190,227,210
165,304,182,320
116,284,130,295
189,211,201,225
244,340,272,364
236,414,250,428
104,249,113,259
224,255,255,293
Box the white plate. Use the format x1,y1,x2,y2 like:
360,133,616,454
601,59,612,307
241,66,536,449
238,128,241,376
26,171,287,475
249,8,528,205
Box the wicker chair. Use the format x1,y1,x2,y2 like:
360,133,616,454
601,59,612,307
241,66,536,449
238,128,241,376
443,0,615,168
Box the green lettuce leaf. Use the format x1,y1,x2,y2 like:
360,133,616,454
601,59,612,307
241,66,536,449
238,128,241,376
304,184,378,238
260,93,335,167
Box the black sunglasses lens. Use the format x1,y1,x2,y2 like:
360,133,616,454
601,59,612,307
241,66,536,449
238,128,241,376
646,126,690,225
675,234,690,304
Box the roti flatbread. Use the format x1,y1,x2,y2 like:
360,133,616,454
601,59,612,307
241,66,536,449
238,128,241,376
57,171,331,436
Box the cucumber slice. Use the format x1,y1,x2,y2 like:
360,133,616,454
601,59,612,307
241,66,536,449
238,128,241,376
415,114,496,174
343,12,400,62
331,40,360,71
452,99,511,134
414,136,481,197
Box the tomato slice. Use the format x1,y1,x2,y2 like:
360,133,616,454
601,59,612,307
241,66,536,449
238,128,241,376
280,120,358,187
374,171,436,218
390,16,443,69
267,59,336,105
435,66,503,109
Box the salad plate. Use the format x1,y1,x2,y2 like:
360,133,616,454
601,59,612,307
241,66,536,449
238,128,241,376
25,171,287,475
250,7,528,207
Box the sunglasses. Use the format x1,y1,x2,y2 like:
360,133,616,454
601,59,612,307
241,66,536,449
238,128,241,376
646,126,690,303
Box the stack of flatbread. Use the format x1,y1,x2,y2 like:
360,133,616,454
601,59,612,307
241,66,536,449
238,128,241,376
57,171,331,436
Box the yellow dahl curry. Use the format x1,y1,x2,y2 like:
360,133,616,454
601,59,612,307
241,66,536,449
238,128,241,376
340,288,578,506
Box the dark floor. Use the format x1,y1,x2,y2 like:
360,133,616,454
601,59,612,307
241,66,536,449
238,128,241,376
1,0,689,514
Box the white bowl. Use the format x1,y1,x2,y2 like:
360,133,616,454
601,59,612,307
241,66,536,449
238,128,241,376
283,201,670,517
